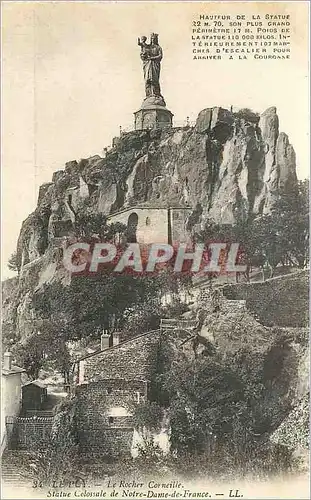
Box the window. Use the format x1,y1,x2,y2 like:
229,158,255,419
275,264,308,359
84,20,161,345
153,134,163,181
107,387,112,395
108,417,114,424
145,217,151,226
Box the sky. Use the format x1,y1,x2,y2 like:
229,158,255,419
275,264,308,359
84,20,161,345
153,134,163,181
1,1,309,279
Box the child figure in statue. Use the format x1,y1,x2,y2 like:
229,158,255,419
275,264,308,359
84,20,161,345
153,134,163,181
138,36,150,61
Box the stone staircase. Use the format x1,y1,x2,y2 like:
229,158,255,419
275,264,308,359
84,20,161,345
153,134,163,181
160,297,247,332
25,410,54,418
1,450,33,490
198,285,247,310
221,298,246,313
160,318,196,339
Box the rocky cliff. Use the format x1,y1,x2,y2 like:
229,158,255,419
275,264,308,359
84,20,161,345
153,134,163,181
2,105,299,342
14,105,297,271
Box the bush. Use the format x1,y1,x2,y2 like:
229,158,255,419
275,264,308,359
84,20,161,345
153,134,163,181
27,399,81,486
234,108,260,123
169,440,299,481
135,436,164,463
133,401,164,432
27,439,81,487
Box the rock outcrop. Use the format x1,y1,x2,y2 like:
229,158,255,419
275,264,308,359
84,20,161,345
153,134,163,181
12,105,298,273
178,276,309,461
2,105,299,343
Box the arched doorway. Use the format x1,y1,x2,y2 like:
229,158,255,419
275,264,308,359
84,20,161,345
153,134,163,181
126,212,138,243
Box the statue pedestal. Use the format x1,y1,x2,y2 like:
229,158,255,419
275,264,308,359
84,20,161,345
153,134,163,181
134,96,173,131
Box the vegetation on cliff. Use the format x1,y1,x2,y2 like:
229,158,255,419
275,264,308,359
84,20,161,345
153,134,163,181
196,179,309,279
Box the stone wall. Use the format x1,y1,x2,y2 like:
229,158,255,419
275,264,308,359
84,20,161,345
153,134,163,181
75,379,148,455
6,416,53,450
222,270,309,327
75,332,161,455
78,427,133,456
1,373,23,452
107,207,169,244
76,379,147,404
170,208,192,244
107,206,192,245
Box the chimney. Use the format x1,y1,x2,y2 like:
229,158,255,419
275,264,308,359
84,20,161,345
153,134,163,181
101,333,110,350
4,351,12,370
112,332,121,346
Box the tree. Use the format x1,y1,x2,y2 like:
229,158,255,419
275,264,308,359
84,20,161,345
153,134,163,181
196,180,309,282
12,324,71,381
270,180,309,268
249,182,309,273
121,303,162,340
163,354,255,455
13,332,46,380
7,251,20,272
73,205,126,242
32,265,190,340
195,220,257,281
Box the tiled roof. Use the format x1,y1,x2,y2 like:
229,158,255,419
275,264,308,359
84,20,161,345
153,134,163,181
75,329,160,363
22,379,47,388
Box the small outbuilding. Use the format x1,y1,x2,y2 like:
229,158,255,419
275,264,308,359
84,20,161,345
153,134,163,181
22,380,48,411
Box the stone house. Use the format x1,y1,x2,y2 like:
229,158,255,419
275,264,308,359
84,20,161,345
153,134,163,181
73,329,162,456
